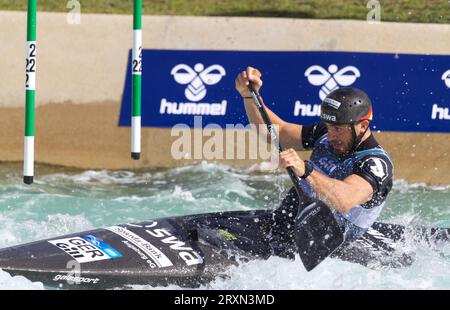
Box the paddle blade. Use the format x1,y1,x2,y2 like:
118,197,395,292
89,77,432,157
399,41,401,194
295,200,345,271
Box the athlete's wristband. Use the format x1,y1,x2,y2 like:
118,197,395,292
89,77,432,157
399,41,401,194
243,93,262,99
300,160,314,179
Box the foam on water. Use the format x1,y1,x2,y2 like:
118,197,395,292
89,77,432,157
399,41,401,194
131,245,450,290
0,162,449,289
0,213,94,248
0,269,44,290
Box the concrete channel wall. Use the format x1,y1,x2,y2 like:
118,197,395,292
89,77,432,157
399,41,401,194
0,11,449,184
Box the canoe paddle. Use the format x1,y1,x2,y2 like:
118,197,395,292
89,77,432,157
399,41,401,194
246,70,344,271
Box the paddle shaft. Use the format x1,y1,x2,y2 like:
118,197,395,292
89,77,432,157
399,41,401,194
247,83,303,195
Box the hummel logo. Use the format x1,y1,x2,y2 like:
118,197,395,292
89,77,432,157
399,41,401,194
442,69,450,88
171,63,226,102
305,64,361,100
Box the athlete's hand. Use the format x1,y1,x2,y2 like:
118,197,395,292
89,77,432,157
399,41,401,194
280,149,305,177
235,67,263,98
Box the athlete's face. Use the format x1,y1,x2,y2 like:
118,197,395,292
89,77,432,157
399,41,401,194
326,121,369,155
326,123,354,155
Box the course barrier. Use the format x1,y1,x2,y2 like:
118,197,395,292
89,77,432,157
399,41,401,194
119,49,449,133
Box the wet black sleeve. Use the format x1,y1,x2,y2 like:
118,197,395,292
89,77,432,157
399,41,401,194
301,122,328,149
353,155,394,209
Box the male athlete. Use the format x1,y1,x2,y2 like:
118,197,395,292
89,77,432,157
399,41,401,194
235,67,394,257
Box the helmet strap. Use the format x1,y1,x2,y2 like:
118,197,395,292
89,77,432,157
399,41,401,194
350,122,369,152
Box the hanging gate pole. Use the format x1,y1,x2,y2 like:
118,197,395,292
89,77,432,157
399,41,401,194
131,0,142,160
24,0,37,184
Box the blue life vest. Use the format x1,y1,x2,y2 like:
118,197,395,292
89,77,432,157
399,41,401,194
301,134,393,231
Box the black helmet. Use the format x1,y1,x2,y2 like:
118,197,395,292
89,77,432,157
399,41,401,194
320,87,373,125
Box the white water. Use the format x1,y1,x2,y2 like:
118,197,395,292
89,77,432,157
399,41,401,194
0,163,449,289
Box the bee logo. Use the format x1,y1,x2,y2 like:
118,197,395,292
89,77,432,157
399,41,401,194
305,64,361,100
442,69,450,88
171,63,226,102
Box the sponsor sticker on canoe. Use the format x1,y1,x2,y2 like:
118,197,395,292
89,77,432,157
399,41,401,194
48,235,122,263
106,226,173,268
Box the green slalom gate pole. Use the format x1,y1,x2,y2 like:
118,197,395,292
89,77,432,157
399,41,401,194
24,0,37,185
131,0,142,160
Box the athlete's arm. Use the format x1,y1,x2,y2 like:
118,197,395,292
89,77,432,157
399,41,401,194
306,154,394,212
280,149,393,213
304,172,373,213
235,67,305,150
279,148,373,212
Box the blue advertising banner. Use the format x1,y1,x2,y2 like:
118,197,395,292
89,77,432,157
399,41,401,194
119,50,449,133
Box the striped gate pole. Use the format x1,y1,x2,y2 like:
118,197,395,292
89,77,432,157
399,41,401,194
24,0,37,185
131,0,142,160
